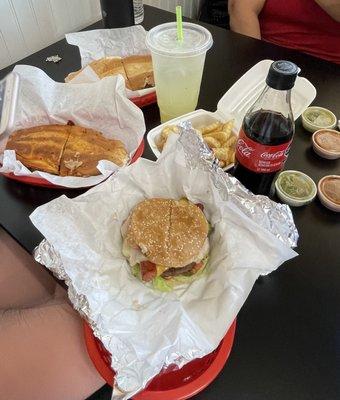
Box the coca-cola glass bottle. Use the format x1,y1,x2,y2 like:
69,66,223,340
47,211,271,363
233,60,299,195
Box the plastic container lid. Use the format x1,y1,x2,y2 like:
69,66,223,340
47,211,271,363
275,170,317,207
302,106,337,133
146,22,213,57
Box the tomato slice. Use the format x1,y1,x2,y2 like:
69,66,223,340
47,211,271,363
140,261,157,282
191,262,204,274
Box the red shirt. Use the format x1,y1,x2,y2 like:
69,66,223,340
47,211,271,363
259,0,340,64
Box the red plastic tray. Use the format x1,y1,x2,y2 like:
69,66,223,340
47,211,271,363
84,318,236,400
131,91,157,108
1,138,145,188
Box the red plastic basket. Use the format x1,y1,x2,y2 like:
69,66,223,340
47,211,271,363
1,138,145,188
131,91,157,108
83,318,236,400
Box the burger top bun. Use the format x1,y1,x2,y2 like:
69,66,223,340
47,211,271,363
125,198,208,268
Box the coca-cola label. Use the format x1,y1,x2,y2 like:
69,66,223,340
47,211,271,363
236,129,292,173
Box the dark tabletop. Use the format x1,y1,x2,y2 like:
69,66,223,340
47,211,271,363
1,5,339,400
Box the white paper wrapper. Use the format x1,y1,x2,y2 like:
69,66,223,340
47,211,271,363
0,65,145,188
31,125,298,399
65,25,155,99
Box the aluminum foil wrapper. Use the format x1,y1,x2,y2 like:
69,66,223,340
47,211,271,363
45,55,62,63
178,121,298,248
34,240,93,323
33,123,298,399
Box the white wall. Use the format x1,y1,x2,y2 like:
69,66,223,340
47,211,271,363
0,0,102,69
0,0,202,70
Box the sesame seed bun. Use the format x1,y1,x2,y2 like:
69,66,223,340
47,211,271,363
125,198,208,268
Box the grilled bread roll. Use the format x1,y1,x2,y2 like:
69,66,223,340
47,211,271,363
122,55,154,91
59,126,127,176
65,55,154,91
65,57,129,85
6,124,128,177
6,125,69,175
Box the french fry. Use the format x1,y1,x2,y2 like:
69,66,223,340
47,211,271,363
157,125,180,151
161,125,179,138
201,122,223,135
211,147,221,159
222,120,234,132
221,130,233,141
225,135,237,147
156,136,166,151
204,136,221,148
226,150,236,165
205,130,230,145
212,147,232,162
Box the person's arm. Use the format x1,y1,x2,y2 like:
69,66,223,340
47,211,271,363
314,0,340,22
228,0,266,39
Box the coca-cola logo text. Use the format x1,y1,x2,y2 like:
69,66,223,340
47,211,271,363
236,129,293,173
237,139,254,158
260,150,287,160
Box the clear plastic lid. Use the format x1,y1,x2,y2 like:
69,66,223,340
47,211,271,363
146,22,213,57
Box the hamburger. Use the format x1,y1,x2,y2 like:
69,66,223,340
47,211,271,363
121,198,210,291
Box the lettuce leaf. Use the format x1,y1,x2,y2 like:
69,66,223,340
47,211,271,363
132,263,141,280
152,276,173,292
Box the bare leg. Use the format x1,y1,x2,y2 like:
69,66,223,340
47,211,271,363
0,228,57,308
0,228,105,400
0,300,105,400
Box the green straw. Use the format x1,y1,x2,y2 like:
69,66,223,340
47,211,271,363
176,5,183,42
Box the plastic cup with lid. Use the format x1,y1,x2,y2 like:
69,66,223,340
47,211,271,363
146,22,213,123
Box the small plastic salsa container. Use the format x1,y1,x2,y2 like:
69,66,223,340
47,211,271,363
317,175,340,212
302,106,337,133
312,129,340,159
275,170,317,207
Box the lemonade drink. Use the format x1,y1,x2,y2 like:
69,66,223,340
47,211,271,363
146,23,213,123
